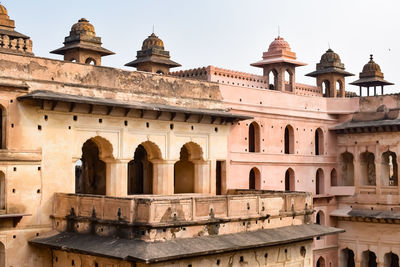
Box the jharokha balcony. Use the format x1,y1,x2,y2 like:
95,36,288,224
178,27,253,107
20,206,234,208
50,190,314,241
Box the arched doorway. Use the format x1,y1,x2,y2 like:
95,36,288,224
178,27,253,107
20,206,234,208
128,145,153,194
340,248,355,267
174,142,204,194
0,172,4,210
317,257,326,267
315,210,325,240
249,167,261,190
284,69,293,92
285,168,295,191
248,122,260,153
75,139,107,195
384,252,399,267
362,250,377,267
284,125,294,154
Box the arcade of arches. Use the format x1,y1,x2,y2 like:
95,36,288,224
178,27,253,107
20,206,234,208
75,137,212,196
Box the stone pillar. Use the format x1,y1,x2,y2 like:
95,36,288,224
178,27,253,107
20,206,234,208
105,159,129,197
152,160,175,195
193,160,211,194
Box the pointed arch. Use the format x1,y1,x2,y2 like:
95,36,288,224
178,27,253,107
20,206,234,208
317,256,326,267
322,80,330,97
249,122,261,153
285,168,295,191
384,252,399,267
362,250,377,267
249,167,261,190
284,125,294,154
340,248,355,267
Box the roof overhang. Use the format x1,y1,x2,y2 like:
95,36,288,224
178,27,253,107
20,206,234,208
251,57,307,68
17,90,252,124
30,224,344,264
125,56,181,68
50,44,115,57
332,119,400,133
306,68,354,77
350,77,394,87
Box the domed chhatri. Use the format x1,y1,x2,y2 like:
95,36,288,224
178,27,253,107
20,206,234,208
268,36,291,52
350,55,393,96
306,49,354,98
70,18,96,37
0,4,8,16
125,32,181,74
142,33,164,50
251,36,306,93
51,18,114,66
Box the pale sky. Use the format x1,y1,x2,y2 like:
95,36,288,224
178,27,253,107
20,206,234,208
5,0,400,94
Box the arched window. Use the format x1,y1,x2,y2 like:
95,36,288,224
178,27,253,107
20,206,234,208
384,252,399,267
249,167,261,190
315,128,324,155
317,257,326,267
75,139,107,195
284,70,293,92
0,172,4,210
85,58,96,65
339,152,354,186
128,145,153,194
285,168,295,191
362,250,377,267
340,248,355,267
360,152,376,186
268,69,278,90
249,122,260,153
284,125,294,154
322,80,330,97
381,151,398,186
330,168,338,186
156,70,164,75
316,168,324,195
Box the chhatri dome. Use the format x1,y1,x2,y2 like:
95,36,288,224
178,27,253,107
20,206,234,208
125,32,181,74
51,18,114,66
0,4,8,16
142,33,164,50
350,55,393,96
70,18,96,37
268,36,291,52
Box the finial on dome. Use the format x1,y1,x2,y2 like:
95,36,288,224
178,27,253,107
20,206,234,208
370,54,374,61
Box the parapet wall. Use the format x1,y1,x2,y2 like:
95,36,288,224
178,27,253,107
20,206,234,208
0,53,224,111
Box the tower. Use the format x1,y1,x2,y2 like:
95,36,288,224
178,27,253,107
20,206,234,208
51,18,114,66
350,55,393,96
0,4,33,56
306,49,354,98
251,36,306,92
125,33,181,74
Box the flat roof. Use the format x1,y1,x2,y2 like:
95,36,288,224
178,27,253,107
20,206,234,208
30,224,343,264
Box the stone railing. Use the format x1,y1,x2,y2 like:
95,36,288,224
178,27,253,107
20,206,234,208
53,191,312,226
0,35,33,54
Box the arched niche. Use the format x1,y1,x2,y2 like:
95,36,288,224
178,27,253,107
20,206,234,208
249,167,261,190
285,168,295,191
249,122,261,153
284,125,294,154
